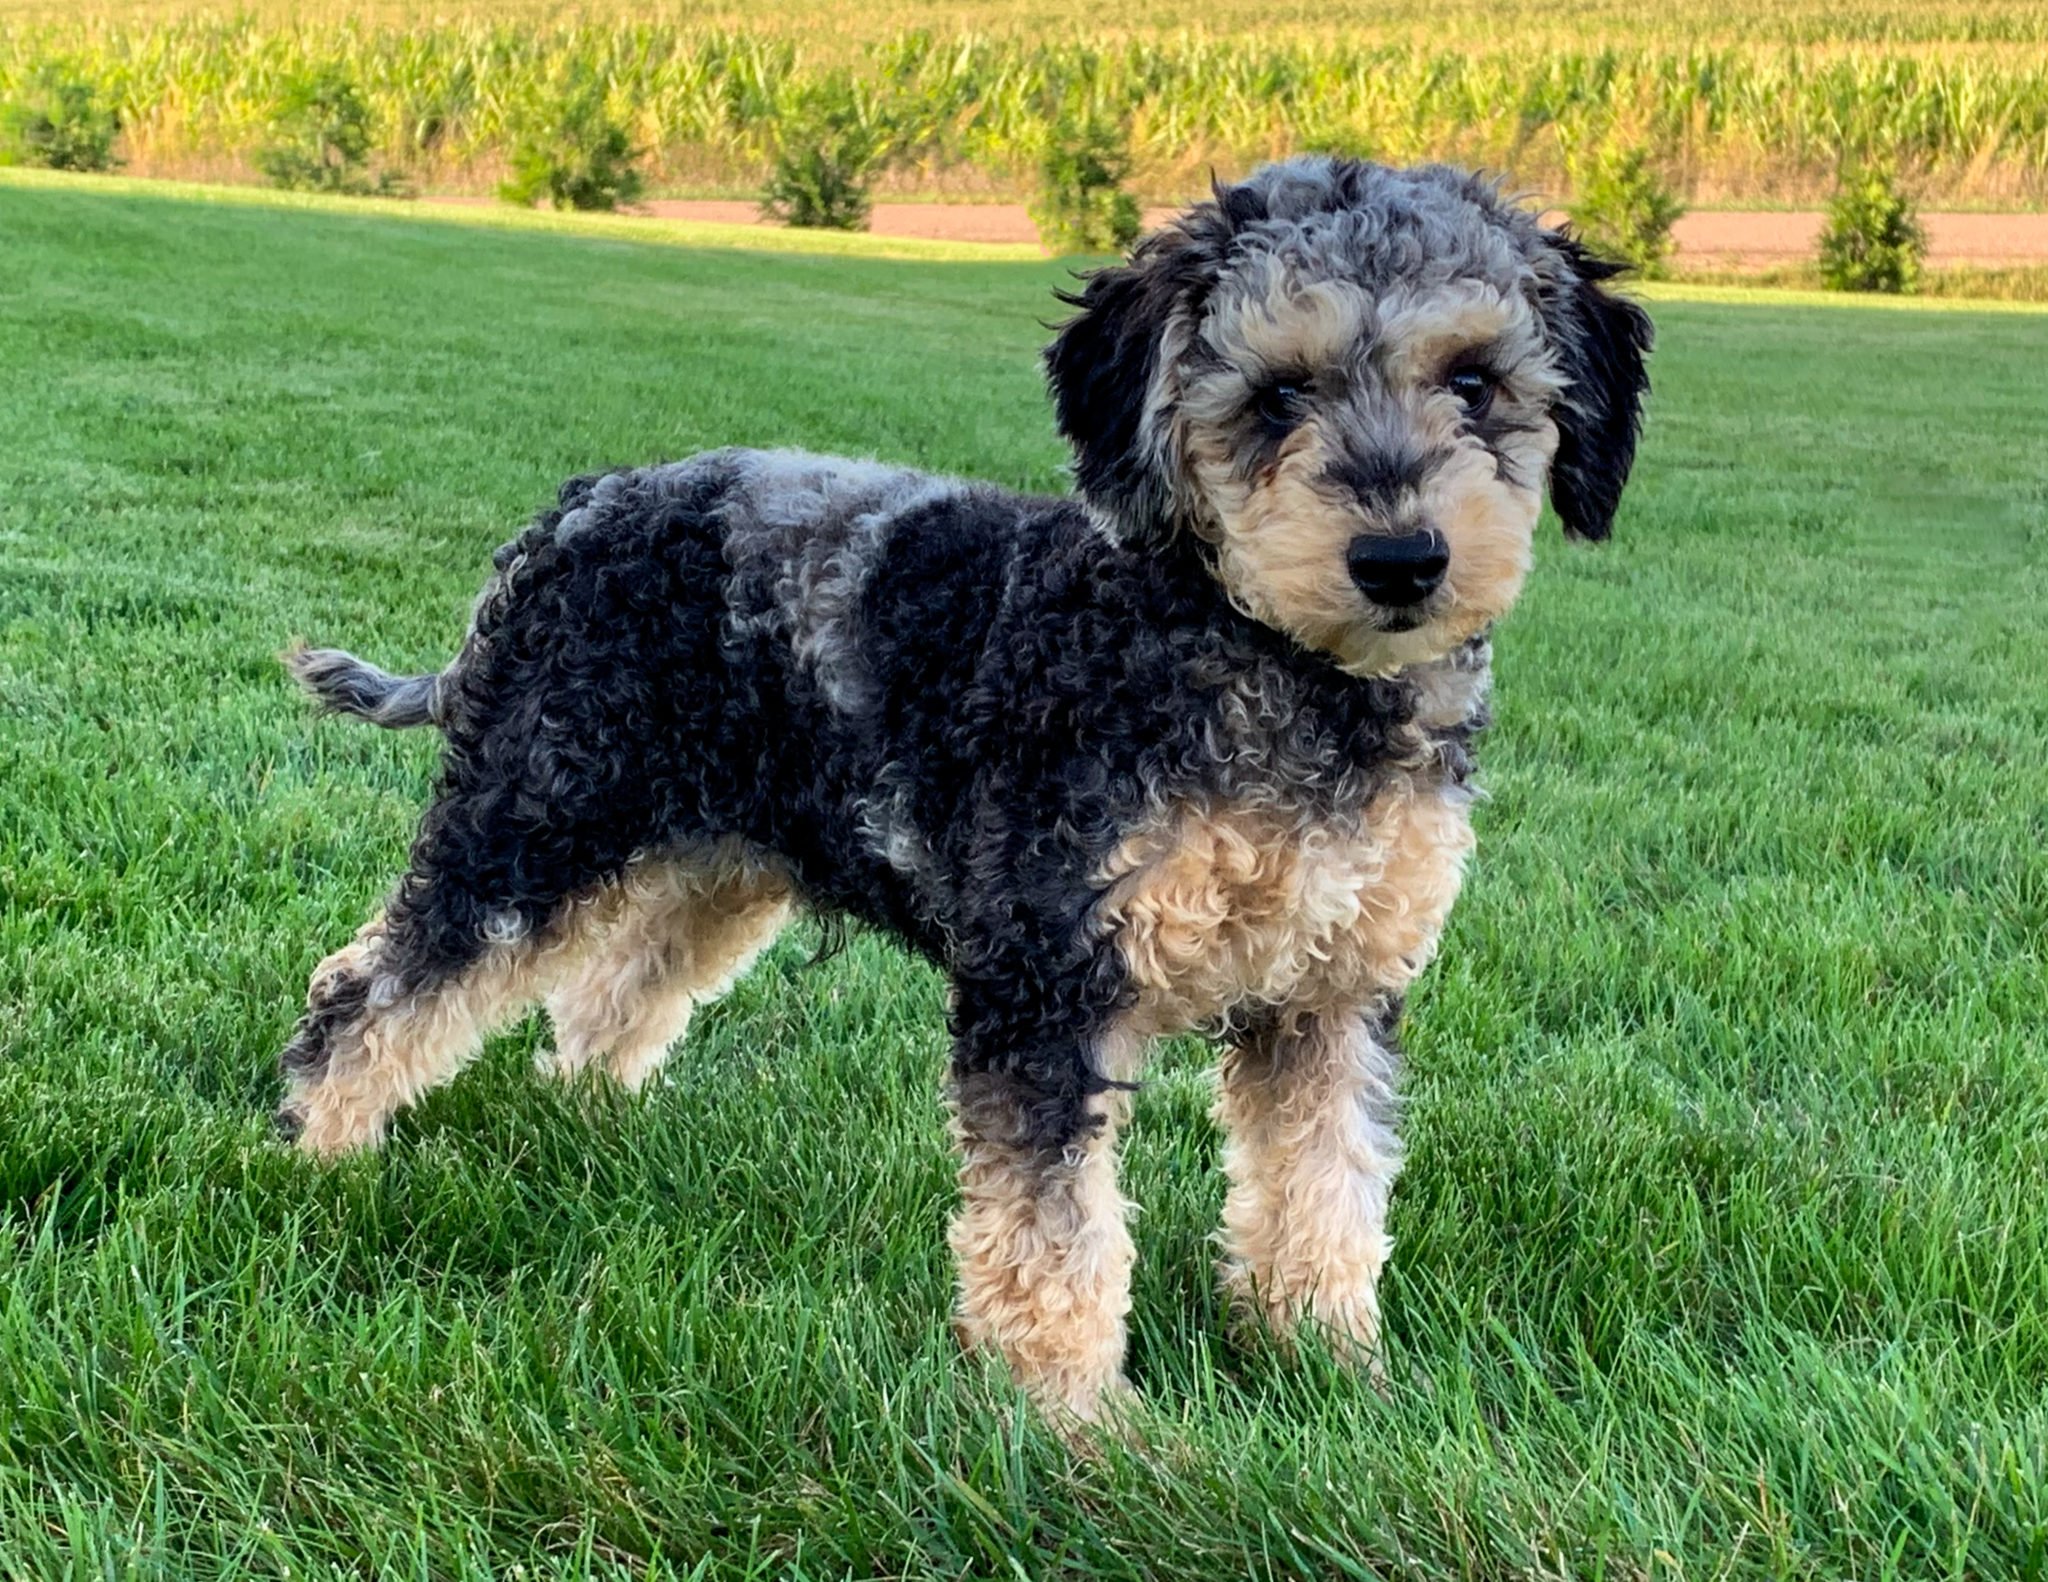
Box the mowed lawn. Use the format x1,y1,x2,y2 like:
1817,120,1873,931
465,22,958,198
1,175,2045,1581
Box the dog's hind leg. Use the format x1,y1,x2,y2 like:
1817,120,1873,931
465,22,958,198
541,853,792,1091
274,791,635,1156
274,915,551,1158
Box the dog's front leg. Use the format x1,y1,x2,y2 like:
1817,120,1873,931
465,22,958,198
945,1011,1138,1424
1216,1000,1404,1376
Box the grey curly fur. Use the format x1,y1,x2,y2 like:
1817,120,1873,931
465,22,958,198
273,156,1653,1421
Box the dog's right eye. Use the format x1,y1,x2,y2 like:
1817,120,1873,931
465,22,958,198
1445,365,1498,418
1251,381,1309,432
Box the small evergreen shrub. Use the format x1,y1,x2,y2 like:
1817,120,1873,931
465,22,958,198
760,80,884,231
1029,111,1141,255
499,77,643,212
1818,165,1927,293
0,61,120,172
1569,146,1685,277
256,67,390,195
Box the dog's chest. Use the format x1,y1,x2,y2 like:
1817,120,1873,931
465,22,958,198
1098,777,1474,1034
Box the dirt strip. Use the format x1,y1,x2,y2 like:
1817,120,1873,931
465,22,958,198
1670,210,2048,269
425,194,2048,265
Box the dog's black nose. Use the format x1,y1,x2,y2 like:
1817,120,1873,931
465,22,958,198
1347,529,1450,607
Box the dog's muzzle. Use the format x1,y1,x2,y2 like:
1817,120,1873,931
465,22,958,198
1347,528,1449,610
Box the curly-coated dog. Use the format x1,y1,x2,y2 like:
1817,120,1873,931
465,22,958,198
275,156,1652,1421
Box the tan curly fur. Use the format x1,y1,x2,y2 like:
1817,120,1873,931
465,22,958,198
283,848,789,1155
1216,1007,1405,1371
1096,778,1472,1377
543,856,792,1090
1099,777,1474,1036
948,1082,1138,1423
1174,275,1563,678
283,917,569,1158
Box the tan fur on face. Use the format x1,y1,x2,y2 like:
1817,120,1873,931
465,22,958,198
1202,420,1384,667
949,1087,1136,1422
1198,262,1373,379
1216,1007,1403,1373
543,856,791,1090
1175,280,1560,677
1417,437,1546,652
1099,778,1474,1037
1376,286,1527,386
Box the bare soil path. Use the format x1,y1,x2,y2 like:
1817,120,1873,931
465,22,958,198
1669,210,2048,269
427,195,2048,265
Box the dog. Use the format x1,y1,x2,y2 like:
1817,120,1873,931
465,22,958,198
274,156,1652,1422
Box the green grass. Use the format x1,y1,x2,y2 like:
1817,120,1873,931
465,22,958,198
1676,262,2048,303
1,175,2046,1581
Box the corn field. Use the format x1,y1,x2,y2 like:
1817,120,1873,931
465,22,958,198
8,0,2048,48
3,19,2046,204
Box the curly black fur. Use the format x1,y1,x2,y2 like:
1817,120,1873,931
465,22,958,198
281,155,1651,1170
1538,240,1656,540
295,452,1435,1154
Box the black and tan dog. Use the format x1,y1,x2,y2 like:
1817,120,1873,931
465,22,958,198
275,157,1652,1421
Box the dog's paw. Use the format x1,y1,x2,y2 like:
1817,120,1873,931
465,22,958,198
1220,1257,1388,1386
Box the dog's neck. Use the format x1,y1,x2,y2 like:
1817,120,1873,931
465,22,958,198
1072,511,1493,806
1171,624,1492,817
1400,635,1494,734
1396,634,1494,788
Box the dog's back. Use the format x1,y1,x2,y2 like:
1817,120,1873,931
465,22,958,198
283,448,1087,955
293,447,998,727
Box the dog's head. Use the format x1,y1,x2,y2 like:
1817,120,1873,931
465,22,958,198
1045,157,1653,675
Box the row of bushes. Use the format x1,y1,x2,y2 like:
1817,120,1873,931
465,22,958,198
0,57,1940,285
1570,153,1931,292
5,21,2046,204
0,59,631,207
757,88,1141,249
0,59,1144,250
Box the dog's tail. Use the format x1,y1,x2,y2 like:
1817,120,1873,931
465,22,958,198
283,641,445,730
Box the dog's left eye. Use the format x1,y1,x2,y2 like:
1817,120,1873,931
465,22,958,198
1445,366,1496,416
1252,381,1308,431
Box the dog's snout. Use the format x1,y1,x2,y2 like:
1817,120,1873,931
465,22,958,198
1347,529,1449,607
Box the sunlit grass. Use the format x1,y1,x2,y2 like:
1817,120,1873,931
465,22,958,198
0,165,1052,260
1,174,2044,1580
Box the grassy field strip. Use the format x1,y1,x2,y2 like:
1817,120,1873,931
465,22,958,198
0,166,1051,263
11,166,2048,312
1,176,2045,1578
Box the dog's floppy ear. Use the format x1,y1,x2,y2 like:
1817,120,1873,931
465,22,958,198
1044,227,1216,547
1537,236,1654,541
